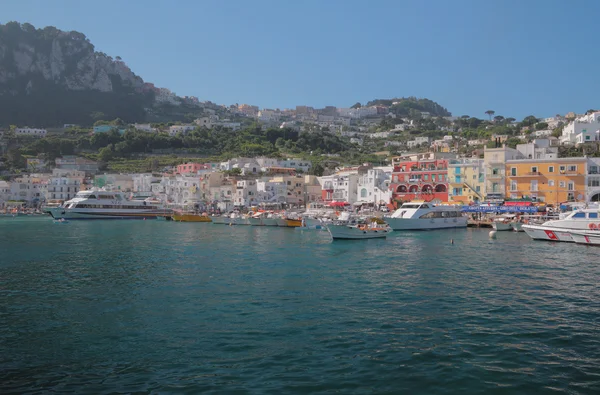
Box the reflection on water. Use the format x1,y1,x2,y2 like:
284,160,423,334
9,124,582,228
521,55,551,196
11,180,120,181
1,220,600,394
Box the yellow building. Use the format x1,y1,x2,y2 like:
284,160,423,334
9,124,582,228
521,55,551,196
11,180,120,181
448,159,485,203
505,158,588,206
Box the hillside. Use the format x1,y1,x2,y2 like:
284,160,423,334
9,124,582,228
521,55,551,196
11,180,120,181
0,22,204,127
366,97,451,117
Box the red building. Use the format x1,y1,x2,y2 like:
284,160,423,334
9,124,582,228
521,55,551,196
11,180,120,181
390,155,449,206
177,163,211,174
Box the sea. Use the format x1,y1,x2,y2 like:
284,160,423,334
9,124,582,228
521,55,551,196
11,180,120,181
1,217,599,394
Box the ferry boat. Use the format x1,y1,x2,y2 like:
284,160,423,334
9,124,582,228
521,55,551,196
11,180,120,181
522,208,600,242
47,190,172,220
384,201,467,230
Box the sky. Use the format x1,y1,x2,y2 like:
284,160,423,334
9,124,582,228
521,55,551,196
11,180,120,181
1,0,599,120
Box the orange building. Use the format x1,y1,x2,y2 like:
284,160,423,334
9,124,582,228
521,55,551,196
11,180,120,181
505,158,588,206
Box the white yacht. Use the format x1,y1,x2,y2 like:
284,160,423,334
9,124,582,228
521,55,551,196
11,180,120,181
48,190,171,220
522,208,600,242
384,202,467,230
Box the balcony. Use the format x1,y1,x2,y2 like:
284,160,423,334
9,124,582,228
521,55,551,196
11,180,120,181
487,172,505,180
509,171,542,177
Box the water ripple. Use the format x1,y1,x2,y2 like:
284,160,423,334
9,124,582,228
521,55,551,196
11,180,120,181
1,220,600,394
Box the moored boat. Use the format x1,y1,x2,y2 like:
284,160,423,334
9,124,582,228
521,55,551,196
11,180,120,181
523,208,600,242
384,201,467,230
172,212,212,222
492,216,513,231
48,189,172,220
570,231,600,245
326,220,390,240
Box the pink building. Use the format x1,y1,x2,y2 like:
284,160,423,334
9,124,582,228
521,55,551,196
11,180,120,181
177,163,210,174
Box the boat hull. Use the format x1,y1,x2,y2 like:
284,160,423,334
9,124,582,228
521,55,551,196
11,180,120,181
275,218,288,227
384,216,467,231
571,231,600,245
327,224,389,240
522,224,575,242
172,214,212,222
248,218,264,226
211,216,228,224
511,222,524,232
262,218,278,226
48,207,169,220
286,219,303,227
492,221,513,231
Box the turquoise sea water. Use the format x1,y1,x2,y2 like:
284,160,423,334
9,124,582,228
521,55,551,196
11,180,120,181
1,217,600,394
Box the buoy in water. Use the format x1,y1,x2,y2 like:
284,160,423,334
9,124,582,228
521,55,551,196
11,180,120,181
450,239,454,244
489,230,497,239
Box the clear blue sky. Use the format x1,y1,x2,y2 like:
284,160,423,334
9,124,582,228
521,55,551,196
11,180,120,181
2,0,598,120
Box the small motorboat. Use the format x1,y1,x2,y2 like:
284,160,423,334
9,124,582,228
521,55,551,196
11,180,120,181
53,218,69,224
326,219,391,240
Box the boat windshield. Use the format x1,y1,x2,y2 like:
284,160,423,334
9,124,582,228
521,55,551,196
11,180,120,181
401,204,421,209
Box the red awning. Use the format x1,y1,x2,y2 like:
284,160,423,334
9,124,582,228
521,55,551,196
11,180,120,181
328,201,350,207
504,201,532,206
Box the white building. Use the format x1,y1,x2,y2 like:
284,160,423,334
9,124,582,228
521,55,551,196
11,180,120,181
133,123,155,132
194,117,214,129
256,180,287,204
319,173,359,203
168,125,196,136
0,180,10,207
279,159,312,173
356,167,392,204
46,169,85,202
407,136,431,149
515,139,559,160
586,158,600,202
235,180,258,206
257,109,281,123
560,111,600,144
370,131,392,139
467,139,488,146
15,127,47,137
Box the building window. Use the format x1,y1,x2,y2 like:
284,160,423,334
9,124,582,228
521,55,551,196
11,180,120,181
549,180,555,187
559,181,566,188
531,166,538,173
548,166,554,173
511,181,517,191
568,165,577,172
559,166,566,172
568,182,574,191
511,168,517,176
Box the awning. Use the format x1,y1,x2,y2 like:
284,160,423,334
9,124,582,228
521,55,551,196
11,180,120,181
504,201,532,206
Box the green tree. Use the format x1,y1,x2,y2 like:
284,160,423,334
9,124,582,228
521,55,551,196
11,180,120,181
351,102,362,109
485,110,495,120
98,145,114,162
535,122,549,130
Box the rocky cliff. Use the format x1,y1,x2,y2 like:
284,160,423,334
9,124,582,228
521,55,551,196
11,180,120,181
0,22,201,127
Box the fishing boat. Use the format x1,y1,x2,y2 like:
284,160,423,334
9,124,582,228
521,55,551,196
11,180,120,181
384,201,467,230
210,214,229,224
48,189,173,220
326,217,391,240
522,207,600,242
491,215,513,231
248,211,278,226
